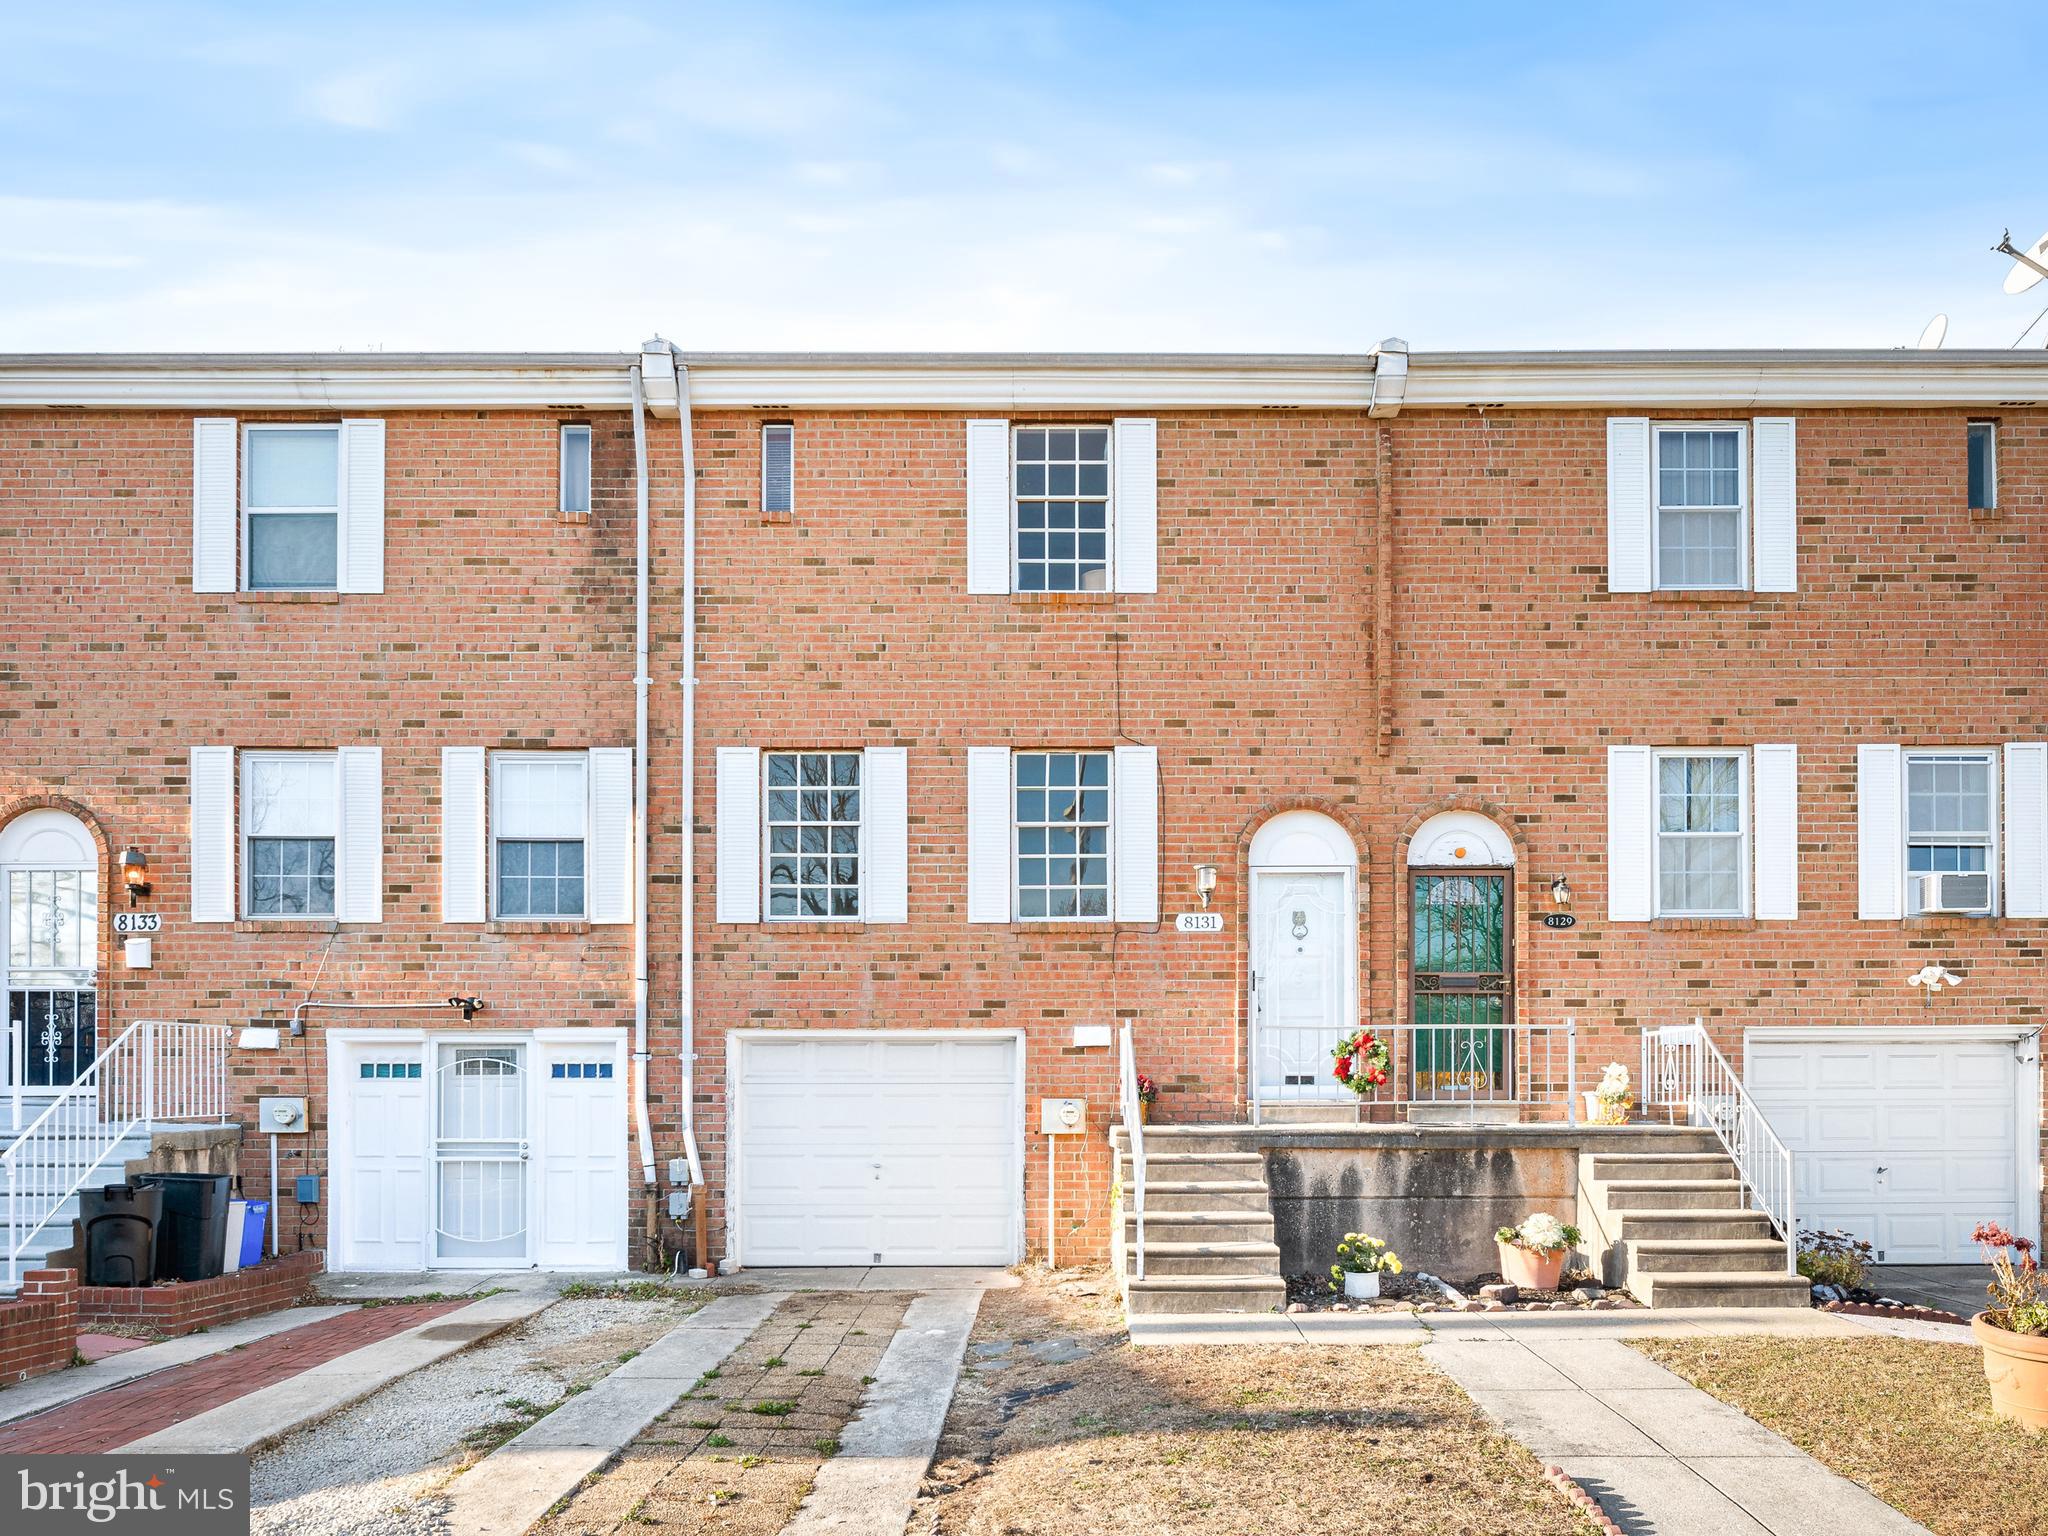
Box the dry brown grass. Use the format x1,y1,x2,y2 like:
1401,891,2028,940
915,1269,1595,1536
1636,1335,2048,1536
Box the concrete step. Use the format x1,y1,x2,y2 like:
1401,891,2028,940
1139,1180,1273,1214
1599,1179,1747,1212
1588,1153,1737,1182
1121,1151,1266,1183
1630,1238,1791,1274
1634,1270,1810,1309
1615,1208,1780,1242
1126,1240,1284,1279
1122,1210,1275,1244
1123,1273,1288,1315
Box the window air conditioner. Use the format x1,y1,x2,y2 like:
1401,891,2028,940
1915,870,1991,914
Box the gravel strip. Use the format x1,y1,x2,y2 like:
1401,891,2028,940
251,1293,705,1536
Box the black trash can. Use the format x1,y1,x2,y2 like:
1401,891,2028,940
81,1182,161,1287
136,1172,232,1282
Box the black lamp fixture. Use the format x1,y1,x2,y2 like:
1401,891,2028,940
447,995,486,1021
121,847,152,905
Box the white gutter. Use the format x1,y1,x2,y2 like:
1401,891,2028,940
627,362,657,1189
663,341,706,1193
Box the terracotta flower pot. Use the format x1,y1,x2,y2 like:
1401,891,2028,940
1138,1099,1152,1124
1498,1240,1567,1292
1974,1313,2048,1432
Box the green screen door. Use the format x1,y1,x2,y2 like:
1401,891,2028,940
1410,871,1510,1096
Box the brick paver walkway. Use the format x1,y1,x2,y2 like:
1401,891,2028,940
0,1300,464,1454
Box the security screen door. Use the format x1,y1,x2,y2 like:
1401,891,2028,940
433,1043,529,1265
1409,871,1511,1096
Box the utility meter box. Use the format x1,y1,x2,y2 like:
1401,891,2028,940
258,1096,308,1134
1040,1097,1088,1135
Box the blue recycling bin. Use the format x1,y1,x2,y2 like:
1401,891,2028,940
237,1200,269,1268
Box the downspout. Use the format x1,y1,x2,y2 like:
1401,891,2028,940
628,363,658,1198
666,345,707,1230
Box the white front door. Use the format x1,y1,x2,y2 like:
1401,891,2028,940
341,1046,430,1270
433,1043,530,1268
535,1038,628,1269
1747,1033,2034,1262
734,1032,1020,1267
1252,870,1353,1099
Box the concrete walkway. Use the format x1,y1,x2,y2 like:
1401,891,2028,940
439,1291,786,1536
1424,1332,1929,1536
1127,1305,1871,1348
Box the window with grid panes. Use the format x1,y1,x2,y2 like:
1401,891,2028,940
1014,751,1110,919
1014,427,1109,592
1655,427,1744,589
492,754,587,918
1655,753,1745,916
1905,751,1995,914
765,752,861,918
243,753,337,917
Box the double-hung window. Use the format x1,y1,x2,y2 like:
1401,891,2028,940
1014,751,1111,919
244,425,341,590
1905,751,1996,915
491,754,587,919
1654,751,1747,917
764,751,860,919
1014,427,1110,592
1654,425,1746,590
560,424,592,515
243,753,338,917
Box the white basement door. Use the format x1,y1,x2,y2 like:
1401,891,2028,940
342,1047,430,1270
535,1038,629,1269
735,1033,1020,1266
1746,1033,2030,1263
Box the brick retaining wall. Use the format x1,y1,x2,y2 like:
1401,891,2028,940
72,1250,323,1338
0,1269,79,1385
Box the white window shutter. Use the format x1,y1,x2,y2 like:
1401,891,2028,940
1606,745,1654,921
336,747,383,923
863,747,908,924
192,418,237,593
1856,744,1904,920
338,418,386,594
440,747,487,924
715,747,762,924
1606,418,1653,593
188,746,236,923
965,746,1012,923
587,747,635,925
1112,417,1158,594
1752,417,1797,593
2003,742,2048,919
965,419,1011,594
1751,744,1798,921
1113,744,1160,924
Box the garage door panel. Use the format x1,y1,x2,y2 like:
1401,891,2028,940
1814,1053,1877,1091
1953,1052,2014,1090
1810,1158,1880,1198
1814,1106,1876,1142
1744,1053,1810,1093
1879,1213,1952,1264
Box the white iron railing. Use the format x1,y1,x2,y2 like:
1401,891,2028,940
1254,1018,1579,1124
1640,1019,1796,1274
1117,1023,1147,1282
3,1020,233,1288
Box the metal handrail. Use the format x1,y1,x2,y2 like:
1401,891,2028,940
1254,1017,1580,1123
1117,1023,1147,1282
3,1019,232,1288
1641,1018,1797,1275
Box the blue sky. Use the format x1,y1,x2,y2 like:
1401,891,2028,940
4,3,2046,353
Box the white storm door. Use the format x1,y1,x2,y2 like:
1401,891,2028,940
341,1046,429,1271
534,1038,628,1269
433,1043,531,1268
1747,1034,2025,1263
1252,871,1352,1099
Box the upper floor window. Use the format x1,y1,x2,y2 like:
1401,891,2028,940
762,424,794,516
491,753,586,919
243,752,338,917
245,425,340,590
1906,750,1996,915
764,751,860,919
560,424,592,515
1014,750,1110,919
1655,426,1746,590
1968,421,1998,511
1015,427,1109,592
1654,751,1746,917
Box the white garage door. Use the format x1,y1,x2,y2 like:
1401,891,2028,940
735,1032,1020,1267
1746,1032,2032,1263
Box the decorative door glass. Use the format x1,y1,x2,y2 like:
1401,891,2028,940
1410,872,1509,1096
6,867,98,1089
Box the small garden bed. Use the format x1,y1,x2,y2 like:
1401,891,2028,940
1283,1270,1640,1314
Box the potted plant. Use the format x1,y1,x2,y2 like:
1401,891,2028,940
1330,1232,1402,1300
1969,1221,2048,1431
1331,1028,1393,1096
1584,1061,1632,1126
1135,1073,1158,1124
1495,1212,1582,1292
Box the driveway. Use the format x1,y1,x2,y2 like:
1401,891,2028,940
1867,1266,1986,1318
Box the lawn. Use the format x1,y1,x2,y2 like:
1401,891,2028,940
1635,1335,2047,1536
913,1271,1596,1536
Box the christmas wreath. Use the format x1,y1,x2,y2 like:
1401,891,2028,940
1331,1027,1393,1096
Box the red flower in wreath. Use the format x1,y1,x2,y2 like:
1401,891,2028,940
1331,1029,1393,1096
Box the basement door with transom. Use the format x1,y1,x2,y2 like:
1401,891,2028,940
734,1033,1020,1267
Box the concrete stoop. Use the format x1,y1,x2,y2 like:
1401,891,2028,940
1112,1129,1286,1314
1579,1141,1809,1308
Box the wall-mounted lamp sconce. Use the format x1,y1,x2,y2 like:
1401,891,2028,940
447,995,486,1021
1549,874,1572,909
121,847,152,905
1194,864,1218,910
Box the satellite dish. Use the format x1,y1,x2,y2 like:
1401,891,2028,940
1917,314,1948,349
2003,227,2048,295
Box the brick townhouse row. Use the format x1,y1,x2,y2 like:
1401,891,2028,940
0,342,2040,1275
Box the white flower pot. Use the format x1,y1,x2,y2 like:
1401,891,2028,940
1342,1271,1381,1300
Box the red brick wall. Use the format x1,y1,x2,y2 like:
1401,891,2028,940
0,1269,79,1384
73,1251,322,1336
